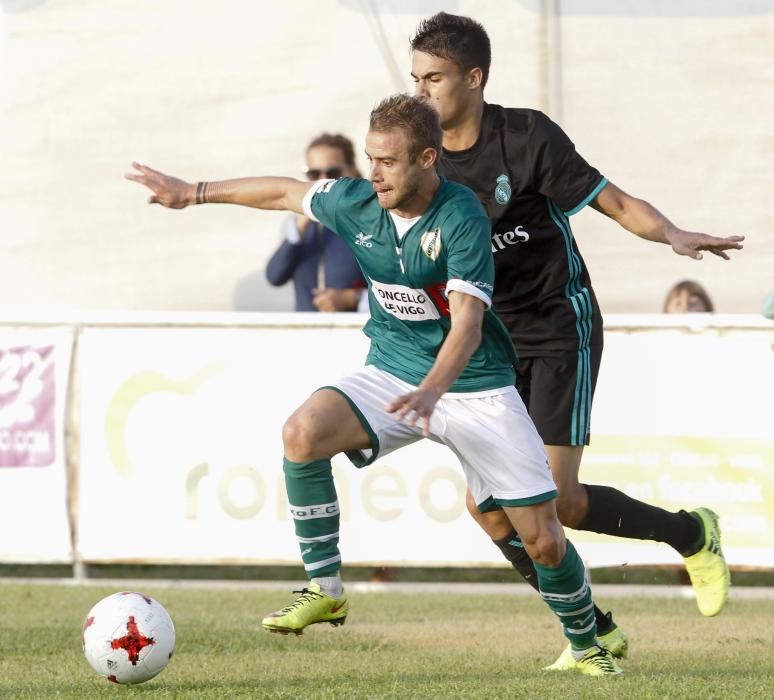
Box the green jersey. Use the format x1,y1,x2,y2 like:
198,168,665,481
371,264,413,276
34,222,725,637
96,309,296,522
305,177,517,392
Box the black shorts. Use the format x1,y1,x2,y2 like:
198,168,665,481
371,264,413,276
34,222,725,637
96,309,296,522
516,343,603,447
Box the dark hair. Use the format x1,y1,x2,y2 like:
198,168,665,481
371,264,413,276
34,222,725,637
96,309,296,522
306,133,357,167
369,94,442,161
410,12,491,88
663,279,715,312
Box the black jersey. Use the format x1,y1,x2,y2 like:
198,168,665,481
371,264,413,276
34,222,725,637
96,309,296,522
438,103,607,355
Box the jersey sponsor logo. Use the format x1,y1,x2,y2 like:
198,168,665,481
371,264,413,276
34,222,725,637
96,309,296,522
494,173,512,205
355,232,373,247
491,226,529,253
465,279,494,293
371,280,441,321
419,227,442,261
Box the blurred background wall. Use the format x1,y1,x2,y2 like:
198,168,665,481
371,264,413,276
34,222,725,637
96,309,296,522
1,0,772,313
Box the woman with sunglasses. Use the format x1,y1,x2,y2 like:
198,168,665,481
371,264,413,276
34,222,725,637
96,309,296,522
266,133,366,311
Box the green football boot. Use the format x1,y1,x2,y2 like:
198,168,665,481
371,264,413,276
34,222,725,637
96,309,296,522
544,613,628,671
684,507,731,617
262,583,348,635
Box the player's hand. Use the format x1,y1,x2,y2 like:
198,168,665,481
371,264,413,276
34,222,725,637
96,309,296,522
385,388,441,437
667,229,745,261
312,288,361,312
125,162,195,209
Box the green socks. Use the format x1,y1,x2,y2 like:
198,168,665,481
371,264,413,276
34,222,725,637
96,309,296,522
534,540,597,650
283,457,341,578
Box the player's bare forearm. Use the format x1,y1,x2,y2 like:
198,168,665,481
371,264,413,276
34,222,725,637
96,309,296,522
125,162,310,215
194,177,309,214
385,292,484,435
591,180,744,260
591,181,672,243
420,292,484,397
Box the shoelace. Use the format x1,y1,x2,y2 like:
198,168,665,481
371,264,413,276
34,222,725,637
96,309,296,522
278,588,324,614
582,648,617,672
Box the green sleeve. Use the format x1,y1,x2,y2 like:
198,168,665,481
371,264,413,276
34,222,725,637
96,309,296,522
309,177,367,239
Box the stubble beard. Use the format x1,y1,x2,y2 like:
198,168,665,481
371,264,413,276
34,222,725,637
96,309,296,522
385,169,421,213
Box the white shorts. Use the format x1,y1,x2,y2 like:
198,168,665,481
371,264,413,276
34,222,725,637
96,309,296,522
323,365,556,508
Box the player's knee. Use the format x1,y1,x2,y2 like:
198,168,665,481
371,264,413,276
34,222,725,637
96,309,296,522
465,491,513,539
282,413,325,462
523,525,565,567
555,487,588,529
475,510,514,540
465,490,487,522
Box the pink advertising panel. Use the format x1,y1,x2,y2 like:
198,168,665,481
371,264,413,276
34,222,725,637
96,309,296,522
0,344,56,467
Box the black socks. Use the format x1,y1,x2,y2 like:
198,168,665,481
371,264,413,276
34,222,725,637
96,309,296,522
493,531,539,590
577,484,704,556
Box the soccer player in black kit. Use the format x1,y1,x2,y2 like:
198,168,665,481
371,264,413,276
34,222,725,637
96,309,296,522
410,12,744,671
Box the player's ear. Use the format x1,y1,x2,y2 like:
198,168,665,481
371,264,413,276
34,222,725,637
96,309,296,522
466,67,483,91
419,147,437,170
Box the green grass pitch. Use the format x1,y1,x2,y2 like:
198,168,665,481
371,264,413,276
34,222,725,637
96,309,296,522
1,583,772,699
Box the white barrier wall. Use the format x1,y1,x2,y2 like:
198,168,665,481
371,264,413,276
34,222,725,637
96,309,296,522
0,315,770,567
67,314,773,569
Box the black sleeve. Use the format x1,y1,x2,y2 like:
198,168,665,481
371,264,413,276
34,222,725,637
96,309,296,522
526,111,606,214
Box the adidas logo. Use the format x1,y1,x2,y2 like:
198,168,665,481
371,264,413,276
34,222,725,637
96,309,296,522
355,232,373,248
700,511,722,556
707,533,722,556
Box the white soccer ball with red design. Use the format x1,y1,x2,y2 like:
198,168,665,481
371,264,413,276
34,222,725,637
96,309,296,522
82,591,175,684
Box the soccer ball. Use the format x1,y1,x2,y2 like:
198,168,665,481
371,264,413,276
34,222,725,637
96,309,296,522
82,591,175,684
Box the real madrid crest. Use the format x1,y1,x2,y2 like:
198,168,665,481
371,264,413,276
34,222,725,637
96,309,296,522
494,173,511,205
420,227,442,261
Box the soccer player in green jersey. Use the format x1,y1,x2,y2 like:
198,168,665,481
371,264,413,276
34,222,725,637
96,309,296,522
409,12,742,670
127,94,623,676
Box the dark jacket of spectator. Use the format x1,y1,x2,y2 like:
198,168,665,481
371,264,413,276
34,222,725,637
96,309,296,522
266,218,365,311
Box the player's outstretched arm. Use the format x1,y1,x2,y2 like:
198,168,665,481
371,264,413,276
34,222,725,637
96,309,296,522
590,180,744,260
386,292,485,436
125,162,311,215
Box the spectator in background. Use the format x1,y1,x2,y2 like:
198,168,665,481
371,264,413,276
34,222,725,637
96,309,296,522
266,134,366,311
663,280,715,313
